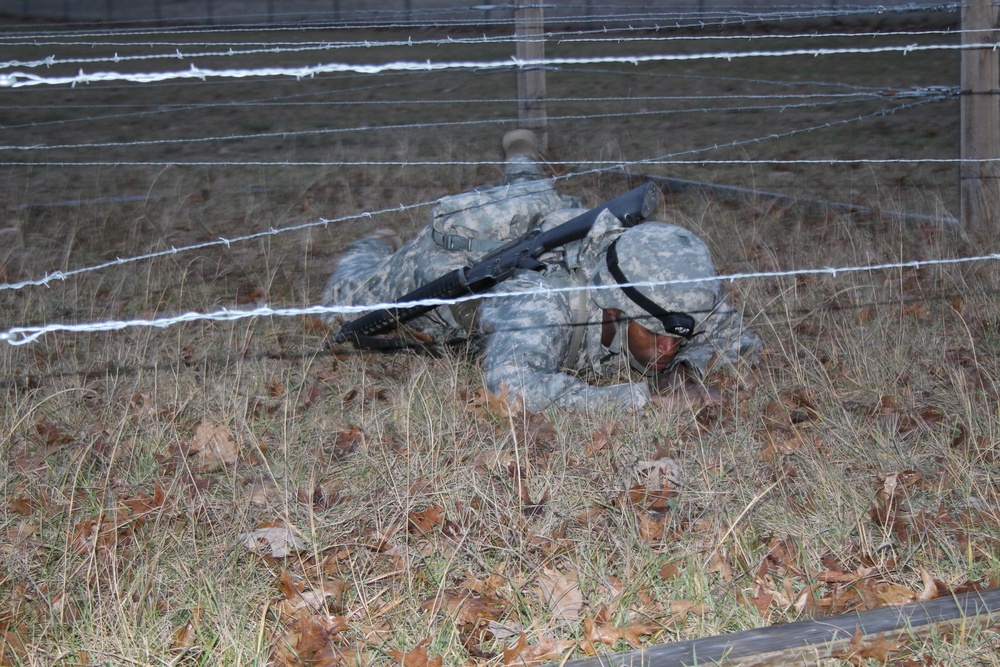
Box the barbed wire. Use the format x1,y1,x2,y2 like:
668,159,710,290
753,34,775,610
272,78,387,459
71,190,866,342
0,92,897,113
0,95,894,153
1,63,897,135
0,92,947,293
0,3,956,41
0,42,977,89
2,250,997,347
0,26,975,72
0,3,975,349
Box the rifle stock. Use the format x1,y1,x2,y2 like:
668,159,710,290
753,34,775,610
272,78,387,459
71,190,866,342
334,182,659,347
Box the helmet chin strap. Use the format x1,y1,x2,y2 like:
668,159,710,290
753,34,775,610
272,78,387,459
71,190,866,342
607,320,657,377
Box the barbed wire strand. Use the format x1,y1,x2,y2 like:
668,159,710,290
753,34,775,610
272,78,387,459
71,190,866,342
0,64,899,135
0,42,980,89
0,3,956,41
0,95,897,153
2,251,997,347
0,26,977,71
0,93,948,292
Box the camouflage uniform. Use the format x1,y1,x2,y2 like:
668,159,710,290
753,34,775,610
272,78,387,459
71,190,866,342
325,157,760,413
322,157,578,342
477,211,761,413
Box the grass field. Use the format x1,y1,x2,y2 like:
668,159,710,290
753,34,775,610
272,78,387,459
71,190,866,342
1,10,998,667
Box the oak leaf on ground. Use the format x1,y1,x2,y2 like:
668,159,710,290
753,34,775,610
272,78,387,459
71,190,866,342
386,639,443,667
503,633,574,667
270,614,353,667
420,589,507,627
275,571,347,621
580,616,660,654
188,420,239,472
537,567,584,626
833,628,904,665
241,523,307,558
407,505,445,535
169,606,203,653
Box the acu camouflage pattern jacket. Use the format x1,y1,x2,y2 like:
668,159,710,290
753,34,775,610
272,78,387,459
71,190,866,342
477,210,761,413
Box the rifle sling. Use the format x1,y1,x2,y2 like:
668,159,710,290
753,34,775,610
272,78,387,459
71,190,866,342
563,286,590,371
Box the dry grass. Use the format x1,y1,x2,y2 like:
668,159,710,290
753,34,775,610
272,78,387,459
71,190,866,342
1,12,999,667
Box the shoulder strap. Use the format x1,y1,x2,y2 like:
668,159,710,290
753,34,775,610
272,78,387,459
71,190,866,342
563,286,590,372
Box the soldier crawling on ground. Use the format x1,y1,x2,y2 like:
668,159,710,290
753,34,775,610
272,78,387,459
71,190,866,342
323,130,761,413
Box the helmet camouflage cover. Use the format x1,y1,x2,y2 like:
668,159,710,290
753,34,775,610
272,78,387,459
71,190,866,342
590,221,721,337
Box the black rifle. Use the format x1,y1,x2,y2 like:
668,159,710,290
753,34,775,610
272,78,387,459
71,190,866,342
334,182,660,347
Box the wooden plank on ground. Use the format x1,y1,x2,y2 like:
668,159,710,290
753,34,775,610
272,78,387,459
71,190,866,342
545,588,1000,667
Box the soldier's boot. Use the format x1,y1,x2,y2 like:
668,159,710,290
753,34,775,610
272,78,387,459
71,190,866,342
501,130,543,184
370,228,403,253
502,129,540,161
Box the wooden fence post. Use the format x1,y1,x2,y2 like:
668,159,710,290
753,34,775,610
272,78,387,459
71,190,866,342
514,0,547,150
960,0,1000,242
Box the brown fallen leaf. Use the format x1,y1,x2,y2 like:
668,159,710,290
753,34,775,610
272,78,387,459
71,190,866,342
8,497,33,516
32,413,75,449
586,420,616,457
121,483,167,522
537,567,584,626
918,568,938,601
327,425,364,461
658,561,681,582
241,524,307,558
420,589,507,627
274,571,347,622
188,420,239,472
833,628,904,665
874,581,917,606
169,606,203,653
503,633,574,667
742,584,774,622
580,616,660,654
408,505,445,535
386,639,443,667
270,615,353,667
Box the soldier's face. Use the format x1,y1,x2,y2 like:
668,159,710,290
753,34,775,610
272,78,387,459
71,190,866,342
624,320,682,372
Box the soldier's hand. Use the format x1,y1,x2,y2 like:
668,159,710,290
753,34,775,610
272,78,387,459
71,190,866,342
650,366,724,410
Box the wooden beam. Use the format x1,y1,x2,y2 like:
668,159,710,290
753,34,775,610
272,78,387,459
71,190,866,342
960,0,1000,242
514,0,547,150
544,588,1000,667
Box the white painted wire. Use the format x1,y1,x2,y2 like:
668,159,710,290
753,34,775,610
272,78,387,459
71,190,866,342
3,252,998,347
0,42,981,89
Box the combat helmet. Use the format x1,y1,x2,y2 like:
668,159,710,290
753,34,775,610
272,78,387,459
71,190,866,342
590,222,721,338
